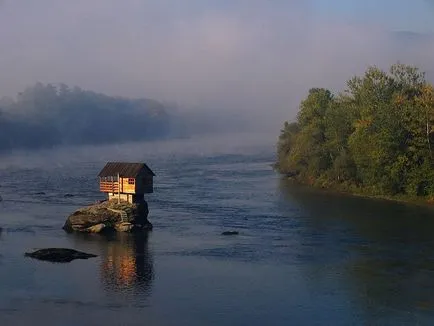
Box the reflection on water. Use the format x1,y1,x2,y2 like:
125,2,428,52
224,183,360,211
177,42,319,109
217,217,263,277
4,135,434,325
72,232,153,297
279,179,434,322
101,232,153,295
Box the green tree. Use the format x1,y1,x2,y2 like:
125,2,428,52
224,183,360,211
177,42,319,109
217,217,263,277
276,63,434,200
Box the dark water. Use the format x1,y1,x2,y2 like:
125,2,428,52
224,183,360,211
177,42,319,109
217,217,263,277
1,133,434,325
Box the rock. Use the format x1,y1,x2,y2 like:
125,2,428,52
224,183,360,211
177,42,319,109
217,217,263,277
221,231,239,236
141,220,154,231
35,192,46,195
64,194,74,198
63,199,151,233
115,222,134,232
86,223,107,233
25,248,97,263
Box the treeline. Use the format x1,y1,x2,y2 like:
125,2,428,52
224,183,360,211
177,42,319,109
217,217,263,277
276,64,434,199
0,83,171,150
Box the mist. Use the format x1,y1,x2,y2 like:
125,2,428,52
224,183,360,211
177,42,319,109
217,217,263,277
1,0,434,135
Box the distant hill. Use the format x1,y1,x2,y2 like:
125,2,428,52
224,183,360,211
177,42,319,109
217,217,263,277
0,83,255,151
0,83,171,150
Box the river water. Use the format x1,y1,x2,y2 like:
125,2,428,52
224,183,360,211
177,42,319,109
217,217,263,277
1,132,434,326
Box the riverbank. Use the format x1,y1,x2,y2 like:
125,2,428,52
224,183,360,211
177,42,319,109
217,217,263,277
282,175,434,209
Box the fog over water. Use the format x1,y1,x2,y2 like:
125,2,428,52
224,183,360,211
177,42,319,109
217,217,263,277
0,131,276,170
0,1,434,133
2,3,434,325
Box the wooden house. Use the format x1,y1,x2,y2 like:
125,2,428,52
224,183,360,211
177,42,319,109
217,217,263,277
98,162,155,204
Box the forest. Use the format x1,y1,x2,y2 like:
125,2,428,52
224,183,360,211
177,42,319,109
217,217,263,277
276,63,434,200
0,83,171,150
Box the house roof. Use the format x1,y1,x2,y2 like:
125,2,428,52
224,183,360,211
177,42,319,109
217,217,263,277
98,162,155,177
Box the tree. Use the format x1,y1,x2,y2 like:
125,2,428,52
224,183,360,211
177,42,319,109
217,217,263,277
276,63,434,199
0,83,171,151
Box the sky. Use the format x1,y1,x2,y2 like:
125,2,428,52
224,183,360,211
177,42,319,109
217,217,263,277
0,0,433,129
311,0,434,33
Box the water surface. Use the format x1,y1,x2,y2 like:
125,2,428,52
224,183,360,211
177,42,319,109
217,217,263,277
1,133,434,325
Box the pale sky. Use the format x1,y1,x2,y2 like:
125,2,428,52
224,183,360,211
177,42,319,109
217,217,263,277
311,0,434,33
0,0,433,127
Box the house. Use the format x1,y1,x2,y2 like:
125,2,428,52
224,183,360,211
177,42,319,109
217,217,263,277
98,162,155,204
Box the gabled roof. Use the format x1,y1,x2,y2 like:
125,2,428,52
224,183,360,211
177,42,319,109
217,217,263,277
98,162,155,178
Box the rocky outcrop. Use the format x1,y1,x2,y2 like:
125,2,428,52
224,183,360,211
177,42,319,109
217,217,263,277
63,200,153,233
25,248,97,263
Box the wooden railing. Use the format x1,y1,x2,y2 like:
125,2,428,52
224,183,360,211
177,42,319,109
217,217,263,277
100,181,119,193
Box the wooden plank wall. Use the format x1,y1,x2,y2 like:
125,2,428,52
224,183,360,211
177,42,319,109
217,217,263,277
120,178,135,194
100,176,153,194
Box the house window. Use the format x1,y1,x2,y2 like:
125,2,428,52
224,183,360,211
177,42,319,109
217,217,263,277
128,178,135,185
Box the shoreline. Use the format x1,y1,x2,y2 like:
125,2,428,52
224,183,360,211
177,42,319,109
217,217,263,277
282,176,434,209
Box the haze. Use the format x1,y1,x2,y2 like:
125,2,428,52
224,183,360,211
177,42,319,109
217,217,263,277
1,0,434,131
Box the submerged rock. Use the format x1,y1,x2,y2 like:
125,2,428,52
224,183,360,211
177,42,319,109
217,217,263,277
221,231,239,236
25,248,97,263
63,199,152,234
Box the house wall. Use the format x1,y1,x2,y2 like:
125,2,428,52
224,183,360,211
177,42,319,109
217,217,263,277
119,177,136,194
100,169,153,201
117,176,152,194
135,174,153,194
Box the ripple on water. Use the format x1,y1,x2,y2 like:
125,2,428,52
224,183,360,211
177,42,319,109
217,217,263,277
2,137,434,325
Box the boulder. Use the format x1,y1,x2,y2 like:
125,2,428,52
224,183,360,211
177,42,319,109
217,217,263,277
63,199,152,233
221,231,239,236
25,248,97,263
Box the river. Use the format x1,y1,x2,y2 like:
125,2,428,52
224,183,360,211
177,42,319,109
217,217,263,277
1,132,434,326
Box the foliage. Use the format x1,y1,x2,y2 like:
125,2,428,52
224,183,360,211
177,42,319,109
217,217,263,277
276,64,434,199
0,83,171,150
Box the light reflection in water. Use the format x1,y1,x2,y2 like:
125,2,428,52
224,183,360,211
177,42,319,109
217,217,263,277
71,232,154,298
101,232,153,295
